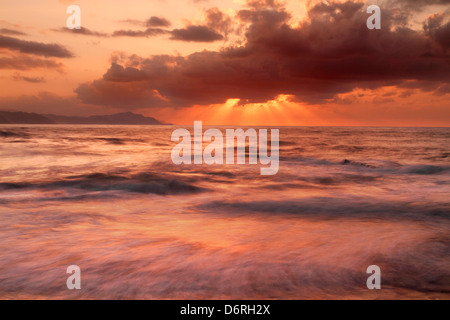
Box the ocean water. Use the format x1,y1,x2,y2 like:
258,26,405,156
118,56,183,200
0,125,449,299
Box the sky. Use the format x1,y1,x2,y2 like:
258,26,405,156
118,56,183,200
0,0,449,126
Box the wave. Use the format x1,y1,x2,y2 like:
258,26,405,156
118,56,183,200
342,161,449,176
341,159,377,168
333,146,366,152
401,165,450,175
95,138,125,145
373,237,450,294
0,130,29,138
0,172,208,195
281,155,449,177
0,182,31,190
309,174,379,185
197,198,450,220
279,140,299,147
426,153,450,161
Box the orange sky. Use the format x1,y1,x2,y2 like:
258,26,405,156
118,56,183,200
0,0,449,126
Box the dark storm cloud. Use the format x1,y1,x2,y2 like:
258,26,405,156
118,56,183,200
170,25,224,42
75,1,450,109
0,35,74,58
424,14,450,50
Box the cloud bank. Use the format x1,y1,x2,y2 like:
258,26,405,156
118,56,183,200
74,0,450,109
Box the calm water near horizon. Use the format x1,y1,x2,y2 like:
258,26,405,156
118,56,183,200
0,125,449,299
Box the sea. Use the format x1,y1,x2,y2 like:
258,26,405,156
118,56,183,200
0,125,449,299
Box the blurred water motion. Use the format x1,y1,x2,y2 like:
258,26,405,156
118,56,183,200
0,125,449,299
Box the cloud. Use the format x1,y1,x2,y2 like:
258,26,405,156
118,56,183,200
170,25,224,42
0,53,64,71
55,27,109,37
435,83,450,95
12,73,45,83
120,16,172,28
146,16,171,28
0,35,73,58
112,16,171,37
53,23,169,38
399,0,450,6
424,13,450,50
113,18,225,41
246,0,284,9
204,8,234,38
0,28,26,36
112,28,168,38
116,14,225,41
75,1,450,110
168,8,231,42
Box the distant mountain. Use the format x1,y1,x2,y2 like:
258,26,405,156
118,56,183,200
0,111,55,124
46,112,166,125
0,115,10,124
0,111,167,125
